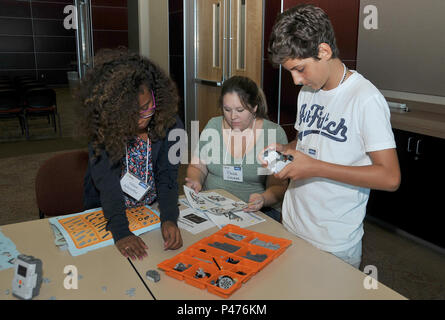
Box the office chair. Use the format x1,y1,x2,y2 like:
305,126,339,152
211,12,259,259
24,87,61,139
35,150,89,219
0,88,25,136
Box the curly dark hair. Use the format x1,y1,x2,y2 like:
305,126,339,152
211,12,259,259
78,48,179,162
268,4,339,66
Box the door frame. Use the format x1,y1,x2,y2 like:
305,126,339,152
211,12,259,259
75,0,94,79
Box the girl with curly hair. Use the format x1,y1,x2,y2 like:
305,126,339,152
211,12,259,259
80,48,183,260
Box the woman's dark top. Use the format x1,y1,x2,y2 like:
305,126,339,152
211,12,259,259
83,116,184,242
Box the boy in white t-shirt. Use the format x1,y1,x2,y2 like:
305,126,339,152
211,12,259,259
265,4,401,268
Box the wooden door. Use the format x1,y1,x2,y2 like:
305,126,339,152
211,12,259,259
196,0,224,132
194,0,264,132
230,0,263,86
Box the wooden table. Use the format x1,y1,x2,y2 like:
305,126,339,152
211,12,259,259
133,190,407,300
0,219,153,300
0,189,406,300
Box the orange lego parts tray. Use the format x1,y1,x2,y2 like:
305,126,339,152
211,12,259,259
157,225,292,298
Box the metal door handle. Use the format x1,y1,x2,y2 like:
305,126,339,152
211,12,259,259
415,139,422,155
407,137,414,152
194,78,223,87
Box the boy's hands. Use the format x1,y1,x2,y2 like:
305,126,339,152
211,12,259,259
275,149,317,180
259,142,318,181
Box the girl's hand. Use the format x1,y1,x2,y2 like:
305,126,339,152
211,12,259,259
115,235,148,261
161,221,183,250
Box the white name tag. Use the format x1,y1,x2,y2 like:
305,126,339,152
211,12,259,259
223,165,243,182
120,172,150,201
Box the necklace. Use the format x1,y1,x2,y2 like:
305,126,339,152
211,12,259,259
339,63,348,87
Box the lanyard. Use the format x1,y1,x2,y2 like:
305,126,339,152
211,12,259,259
223,117,256,165
125,136,150,183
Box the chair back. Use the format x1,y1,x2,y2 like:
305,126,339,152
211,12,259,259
25,88,56,109
0,89,20,111
0,83,13,89
21,82,46,94
35,150,89,217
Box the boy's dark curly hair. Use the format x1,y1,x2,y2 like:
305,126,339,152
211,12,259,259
78,48,179,162
268,4,339,66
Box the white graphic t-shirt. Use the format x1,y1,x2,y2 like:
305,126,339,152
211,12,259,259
282,71,396,252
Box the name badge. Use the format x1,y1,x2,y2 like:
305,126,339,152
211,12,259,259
223,165,243,182
120,172,150,201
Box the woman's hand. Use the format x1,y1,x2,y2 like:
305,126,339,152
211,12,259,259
244,193,265,212
115,235,148,261
185,177,202,193
161,221,183,250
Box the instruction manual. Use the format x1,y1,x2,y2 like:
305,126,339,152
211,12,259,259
0,228,21,271
181,186,265,230
49,205,161,256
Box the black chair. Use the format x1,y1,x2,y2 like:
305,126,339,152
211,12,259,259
24,88,61,139
14,76,35,88
20,81,46,93
0,83,13,90
14,75,35,82
0,77,12,86
0,89,25,136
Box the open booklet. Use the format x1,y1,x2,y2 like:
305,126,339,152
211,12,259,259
179,186,265,233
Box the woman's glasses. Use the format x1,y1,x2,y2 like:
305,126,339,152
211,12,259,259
140,91,156,119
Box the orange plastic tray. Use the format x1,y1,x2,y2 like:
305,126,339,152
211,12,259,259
157,224,292,298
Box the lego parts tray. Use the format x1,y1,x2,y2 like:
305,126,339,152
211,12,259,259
157,224,292,298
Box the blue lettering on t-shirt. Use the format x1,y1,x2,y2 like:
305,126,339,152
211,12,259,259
298,103,348,142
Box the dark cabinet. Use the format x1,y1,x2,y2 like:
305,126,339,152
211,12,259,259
367,128,445,248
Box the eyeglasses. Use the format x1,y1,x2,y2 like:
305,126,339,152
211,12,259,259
139,91,156,119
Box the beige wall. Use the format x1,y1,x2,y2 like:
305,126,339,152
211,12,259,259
138,0,169,74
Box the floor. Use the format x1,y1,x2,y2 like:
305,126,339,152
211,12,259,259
1,87,444,300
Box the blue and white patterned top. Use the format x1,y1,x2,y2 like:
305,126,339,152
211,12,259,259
121,136,157,207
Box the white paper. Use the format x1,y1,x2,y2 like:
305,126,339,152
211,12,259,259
177,207,215,235
181,186,265,229
204,209,265,229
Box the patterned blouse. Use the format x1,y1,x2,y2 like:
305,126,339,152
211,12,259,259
121,136,157,208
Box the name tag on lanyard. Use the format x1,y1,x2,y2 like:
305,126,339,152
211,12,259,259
121,137,151,201
120,172,151,201
223,165,243,182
